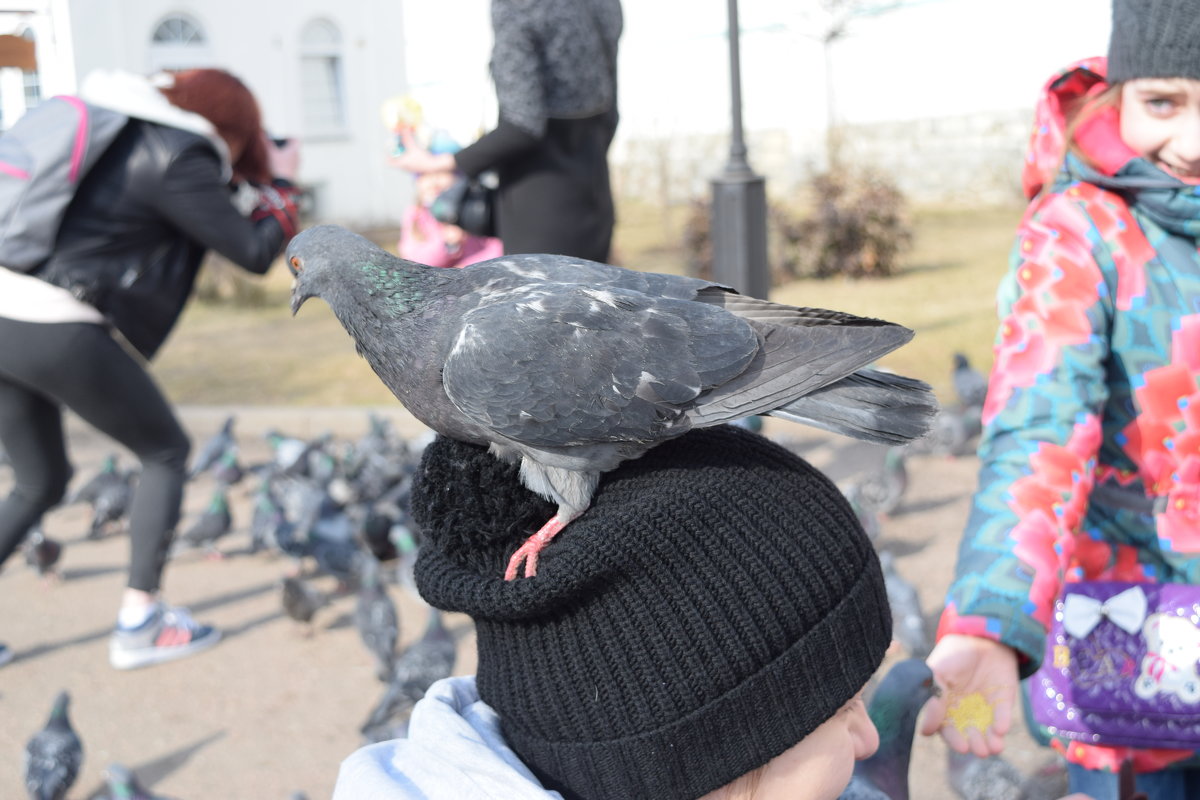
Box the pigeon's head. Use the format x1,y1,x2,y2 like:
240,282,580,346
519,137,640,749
287,224,387,316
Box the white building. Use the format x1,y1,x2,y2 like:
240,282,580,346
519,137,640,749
0,1,1110,222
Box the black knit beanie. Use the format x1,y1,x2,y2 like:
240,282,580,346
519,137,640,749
1108,0,1200,84
411,426,891,800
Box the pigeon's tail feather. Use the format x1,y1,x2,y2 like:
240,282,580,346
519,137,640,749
767,370,939,446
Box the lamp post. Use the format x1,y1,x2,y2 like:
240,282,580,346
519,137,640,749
709,0,769,299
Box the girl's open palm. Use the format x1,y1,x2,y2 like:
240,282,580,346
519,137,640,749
921,634,1020,757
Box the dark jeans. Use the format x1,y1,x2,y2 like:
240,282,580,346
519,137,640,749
1068,762,1200,800
0,318,189,592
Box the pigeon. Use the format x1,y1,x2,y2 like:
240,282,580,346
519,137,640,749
355,556,400,681
67,453,122,506
952,352,989,410
188,415,236,480
249,473,290,555
361,606,456,742
916,407,979,458
280,575,327,635
838,659,938,800
287,225,938,579
878,550,930,659
946,750,1027,800
210,446,246,487
24,690,83,800
87,468,135,539
23,525,62,579
845,446,908,519
265,429,310,474
95,763,174,800
843,485,882,543
175,484,233,557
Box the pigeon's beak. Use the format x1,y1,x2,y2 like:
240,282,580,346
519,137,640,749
290,285,309,317
288,255,310,316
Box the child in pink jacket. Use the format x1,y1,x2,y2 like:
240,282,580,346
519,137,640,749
397,136,501,268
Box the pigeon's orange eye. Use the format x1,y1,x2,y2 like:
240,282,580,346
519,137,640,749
290,256,303,273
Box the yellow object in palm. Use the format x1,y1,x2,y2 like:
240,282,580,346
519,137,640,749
945,691,995,736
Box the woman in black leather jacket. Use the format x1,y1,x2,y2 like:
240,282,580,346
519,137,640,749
0,68,300,670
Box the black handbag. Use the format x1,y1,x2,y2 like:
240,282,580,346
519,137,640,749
430,172,497,238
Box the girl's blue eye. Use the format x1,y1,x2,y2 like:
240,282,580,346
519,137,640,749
1146,98,1177,114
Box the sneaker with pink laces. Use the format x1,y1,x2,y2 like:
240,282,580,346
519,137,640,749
108,603,220,670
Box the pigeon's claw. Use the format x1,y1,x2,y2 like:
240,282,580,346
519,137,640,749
504,515,568,580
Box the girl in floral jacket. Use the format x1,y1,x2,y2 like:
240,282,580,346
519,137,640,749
921,1,1200,797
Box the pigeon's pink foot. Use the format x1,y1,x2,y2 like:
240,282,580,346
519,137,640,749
504,515,567,580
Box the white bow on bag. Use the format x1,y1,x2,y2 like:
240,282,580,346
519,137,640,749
1062,585,1148,639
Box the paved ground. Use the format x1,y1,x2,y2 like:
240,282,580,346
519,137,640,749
0,407,1063,799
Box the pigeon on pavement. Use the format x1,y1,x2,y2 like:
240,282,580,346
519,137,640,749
878,549,930,659
838,659,938,800
23,525,62,579
174,484,233,557
360,606,456,743
67,453,122,506
281,575,327,635
210,446,246,487
87,468,135,540
188,415,236,480
845,446,909,519
952,352,989,410
24,689,83,800
287,225,938,579
95,763,174,800
355,556,400,682
946,750,1027,800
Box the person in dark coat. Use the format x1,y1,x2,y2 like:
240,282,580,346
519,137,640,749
394,0,622,263
0,68,300,670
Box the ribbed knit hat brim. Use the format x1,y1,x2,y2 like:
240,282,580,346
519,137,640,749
1108,0,1200,84
412,426,891,800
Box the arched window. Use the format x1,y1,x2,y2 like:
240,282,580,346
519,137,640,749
299,18,346,136
151,15,205,45
147,13,212,72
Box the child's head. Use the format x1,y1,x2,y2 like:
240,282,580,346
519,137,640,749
410,426,892,800
1108,0,1200,180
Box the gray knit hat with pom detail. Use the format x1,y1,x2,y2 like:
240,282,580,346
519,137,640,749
1108,0,1200,84
411,425,891,800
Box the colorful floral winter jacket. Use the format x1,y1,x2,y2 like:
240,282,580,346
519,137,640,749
938,58,1200,772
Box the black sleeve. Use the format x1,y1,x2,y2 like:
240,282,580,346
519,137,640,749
153,139,293,275
452,118,542,178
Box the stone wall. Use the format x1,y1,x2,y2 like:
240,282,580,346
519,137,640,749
610,108,1034,209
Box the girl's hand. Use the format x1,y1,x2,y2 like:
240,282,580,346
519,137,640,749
442,224,465,249
920,634,1019,757
389,128,456,174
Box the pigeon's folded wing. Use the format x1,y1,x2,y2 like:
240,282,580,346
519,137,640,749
442,284,760,446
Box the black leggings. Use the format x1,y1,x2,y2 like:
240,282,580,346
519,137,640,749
0,318,190,592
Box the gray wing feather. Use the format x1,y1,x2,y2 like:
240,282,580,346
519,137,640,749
442,284,759,446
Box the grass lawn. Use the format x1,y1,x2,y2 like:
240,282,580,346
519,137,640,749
151,203,1023,407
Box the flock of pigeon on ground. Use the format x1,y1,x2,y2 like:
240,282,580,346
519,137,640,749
10,410,457,800
7,353,1074,799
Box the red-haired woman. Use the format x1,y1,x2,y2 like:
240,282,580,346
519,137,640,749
0,68,300,670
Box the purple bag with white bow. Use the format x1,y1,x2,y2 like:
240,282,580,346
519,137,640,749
1030,581,1200,750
